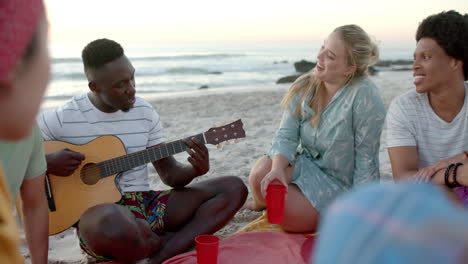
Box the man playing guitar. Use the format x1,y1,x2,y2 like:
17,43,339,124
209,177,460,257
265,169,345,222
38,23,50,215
38,38,247,264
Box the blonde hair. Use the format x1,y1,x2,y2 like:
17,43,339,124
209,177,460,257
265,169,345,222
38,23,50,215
281,24,379,127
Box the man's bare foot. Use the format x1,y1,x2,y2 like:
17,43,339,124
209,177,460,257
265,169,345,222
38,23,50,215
242,199,265,211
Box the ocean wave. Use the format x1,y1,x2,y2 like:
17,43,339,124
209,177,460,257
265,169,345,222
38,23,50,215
44,95,77,101
51,72,86,81
132,53,245,61
52,58,81,63
165,67,222,75
52,53,245,64
51,67,223,81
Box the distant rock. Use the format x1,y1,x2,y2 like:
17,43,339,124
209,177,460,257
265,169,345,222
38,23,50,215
369,66,378,76
391,67,413,71
199,85,209,89
208,71,222,75
373,60,413,72
375,60,413,67
294,60,316,73
275,59,386,85
273,60,289,64
276,74,302,84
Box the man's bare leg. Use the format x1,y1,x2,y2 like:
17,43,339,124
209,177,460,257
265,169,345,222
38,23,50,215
149,176,247,263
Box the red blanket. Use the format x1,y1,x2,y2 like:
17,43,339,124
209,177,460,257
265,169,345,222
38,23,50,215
163,232,316,264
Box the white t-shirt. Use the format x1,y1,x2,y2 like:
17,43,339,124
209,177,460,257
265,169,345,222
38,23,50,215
37,94,164,193
386,83,468,168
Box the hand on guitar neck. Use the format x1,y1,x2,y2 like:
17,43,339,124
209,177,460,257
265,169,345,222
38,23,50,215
46,148,85,176
152,137,210,188
183,138,209,176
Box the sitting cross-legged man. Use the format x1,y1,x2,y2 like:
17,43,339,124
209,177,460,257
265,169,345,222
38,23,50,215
38,38,247,264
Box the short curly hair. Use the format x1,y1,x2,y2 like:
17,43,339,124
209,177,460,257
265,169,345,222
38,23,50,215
416,10,468,80
81,38,124,71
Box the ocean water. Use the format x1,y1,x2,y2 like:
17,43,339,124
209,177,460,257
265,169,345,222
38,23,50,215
44,43,413,109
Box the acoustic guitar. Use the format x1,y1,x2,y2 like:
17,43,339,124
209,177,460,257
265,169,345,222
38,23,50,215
44,119,245,235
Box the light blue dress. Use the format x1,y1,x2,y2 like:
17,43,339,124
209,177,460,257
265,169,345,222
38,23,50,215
269,77,386,212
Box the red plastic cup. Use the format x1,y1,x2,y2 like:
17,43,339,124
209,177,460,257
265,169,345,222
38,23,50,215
266,184,287,224
195,234,220,264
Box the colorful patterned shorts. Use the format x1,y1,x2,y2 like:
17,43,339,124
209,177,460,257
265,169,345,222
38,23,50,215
78,190,172,262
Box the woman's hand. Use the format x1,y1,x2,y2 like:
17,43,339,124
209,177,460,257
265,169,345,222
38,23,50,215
261,168,288,198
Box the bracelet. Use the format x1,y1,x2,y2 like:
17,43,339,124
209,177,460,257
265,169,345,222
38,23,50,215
452,162,463,187
445,163,457,188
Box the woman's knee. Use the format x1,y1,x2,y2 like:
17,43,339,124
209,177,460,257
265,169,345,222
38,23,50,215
249,156,272,187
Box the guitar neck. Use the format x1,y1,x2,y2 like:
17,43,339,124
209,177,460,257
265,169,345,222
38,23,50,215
98,133,206,177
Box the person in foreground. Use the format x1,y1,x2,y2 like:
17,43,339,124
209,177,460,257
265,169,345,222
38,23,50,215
0,0,50,263
386,10,468,205
38,38,247,263
245,25,386,232
313,182,468,264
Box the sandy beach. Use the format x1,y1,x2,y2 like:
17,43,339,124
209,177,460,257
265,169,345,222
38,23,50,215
22,70,414,263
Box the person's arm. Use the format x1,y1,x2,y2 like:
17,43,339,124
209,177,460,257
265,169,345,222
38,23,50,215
20,173,48,264
388,146,420,180
261,99,301,195
384,97,464,181
152,137,209,188
260,154,290,198
425,152,468,185
389,146,468,181
352,83,386,184
386,96,422,181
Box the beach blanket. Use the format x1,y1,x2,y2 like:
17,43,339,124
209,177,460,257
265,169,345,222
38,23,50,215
163,231,315,264
100,213,318,264
163,212,317,264
236,212,317,236
235,213,285,233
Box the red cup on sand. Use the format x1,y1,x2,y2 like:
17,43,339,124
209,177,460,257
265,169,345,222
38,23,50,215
195,234,220,264
266,183,287,224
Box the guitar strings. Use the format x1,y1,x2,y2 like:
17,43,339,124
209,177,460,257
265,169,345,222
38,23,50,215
74,133,208,178
77,139,192,176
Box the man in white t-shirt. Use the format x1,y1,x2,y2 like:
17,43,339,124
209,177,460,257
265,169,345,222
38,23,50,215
386,10,468,205
38,38,247,263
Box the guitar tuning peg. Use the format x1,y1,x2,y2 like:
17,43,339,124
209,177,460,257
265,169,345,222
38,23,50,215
217,144,221,149
225,140,231,145
234,139,239,144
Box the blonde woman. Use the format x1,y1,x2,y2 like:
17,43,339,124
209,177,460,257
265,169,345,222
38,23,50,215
245,25,386,232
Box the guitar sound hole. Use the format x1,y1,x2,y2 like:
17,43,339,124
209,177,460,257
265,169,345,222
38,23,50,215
80,163,101,185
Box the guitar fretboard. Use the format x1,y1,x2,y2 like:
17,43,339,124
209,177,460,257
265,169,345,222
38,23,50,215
97,133,205,177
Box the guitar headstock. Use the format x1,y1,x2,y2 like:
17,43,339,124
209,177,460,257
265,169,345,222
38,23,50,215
204,119,246,145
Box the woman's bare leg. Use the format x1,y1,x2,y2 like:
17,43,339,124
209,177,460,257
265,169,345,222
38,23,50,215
280,184,320,233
